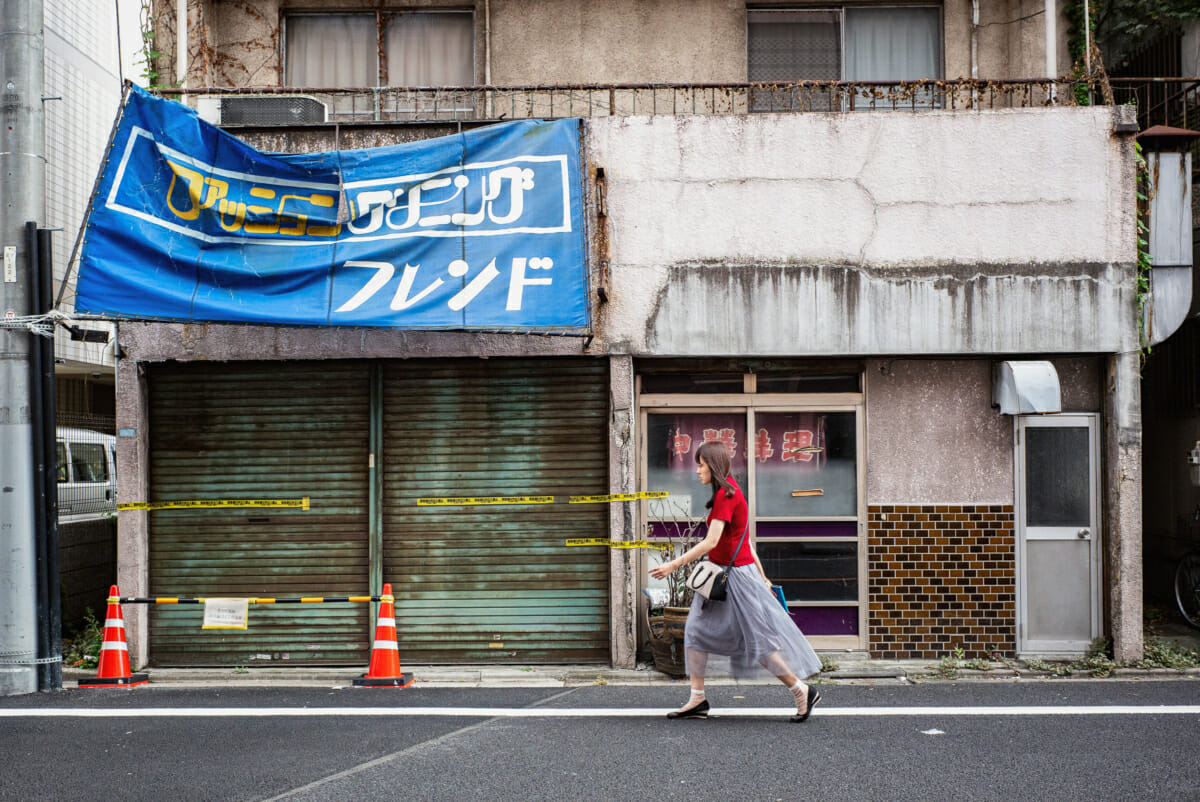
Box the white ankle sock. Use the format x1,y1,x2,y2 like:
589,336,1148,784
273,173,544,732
789,681,803,693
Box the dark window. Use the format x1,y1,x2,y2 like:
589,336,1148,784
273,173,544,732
748,7,942,111
758,541,859,602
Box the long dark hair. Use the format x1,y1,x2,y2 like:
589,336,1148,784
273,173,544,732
696,440,736,509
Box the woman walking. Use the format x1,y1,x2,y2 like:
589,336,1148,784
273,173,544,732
649,440,823,721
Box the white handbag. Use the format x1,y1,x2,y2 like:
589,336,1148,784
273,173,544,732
686,560,730,601
685,525,749,601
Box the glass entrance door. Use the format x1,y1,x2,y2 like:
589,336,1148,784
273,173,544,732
642,402,864,650
1016,414,1102,655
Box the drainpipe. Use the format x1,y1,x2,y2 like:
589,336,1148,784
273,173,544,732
1045,0,1057,77
970,0,979,79
484,0,492,117
176,0,187,87
1083,0,1091,75
484,0,491,86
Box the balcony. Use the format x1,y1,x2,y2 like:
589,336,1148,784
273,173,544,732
1110,77,1200,171
165,78,1105,126
1110,77,1200,132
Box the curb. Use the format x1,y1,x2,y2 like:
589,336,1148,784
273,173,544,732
60,664,1200,688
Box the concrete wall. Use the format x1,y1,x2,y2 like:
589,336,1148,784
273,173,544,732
160,0,1076,88
489,0,746,84
1183,21,1200,78
587,106,1138,356
867,359,1013,504
865,356,1101,505
946,0,1073,80
115,359,151,669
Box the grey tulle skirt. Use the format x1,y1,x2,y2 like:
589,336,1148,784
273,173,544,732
684,564,822,681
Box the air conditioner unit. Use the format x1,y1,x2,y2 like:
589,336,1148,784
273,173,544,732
194,94,327,126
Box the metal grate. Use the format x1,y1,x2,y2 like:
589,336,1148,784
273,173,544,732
749,10,840,113
220,96,327,125
748,10,841,81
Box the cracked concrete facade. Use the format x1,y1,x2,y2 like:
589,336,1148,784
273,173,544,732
584,106,1137,357
115,101,1143,666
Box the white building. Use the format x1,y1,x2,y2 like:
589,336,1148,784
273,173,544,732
45,0,125,412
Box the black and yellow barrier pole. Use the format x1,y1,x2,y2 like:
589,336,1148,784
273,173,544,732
112,595,382,605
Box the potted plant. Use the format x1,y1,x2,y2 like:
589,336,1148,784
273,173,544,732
645,499,703,678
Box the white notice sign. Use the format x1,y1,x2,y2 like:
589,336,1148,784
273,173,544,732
202,598,249,629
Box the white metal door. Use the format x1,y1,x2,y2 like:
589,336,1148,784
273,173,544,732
1016,414,1102,655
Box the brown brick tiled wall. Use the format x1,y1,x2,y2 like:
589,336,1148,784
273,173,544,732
868,504,1015,659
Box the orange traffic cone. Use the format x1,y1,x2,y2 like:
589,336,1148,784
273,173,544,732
78,585,149,688
353,583,413,687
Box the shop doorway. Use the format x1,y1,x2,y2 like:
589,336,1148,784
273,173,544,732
1016,414,1102,655
639,370,866,651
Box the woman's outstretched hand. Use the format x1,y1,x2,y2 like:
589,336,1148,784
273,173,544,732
649,560,677,580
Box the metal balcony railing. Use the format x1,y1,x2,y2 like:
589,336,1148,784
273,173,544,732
162,78,1105,126
1110,77,1200,168
1109,77,1200,132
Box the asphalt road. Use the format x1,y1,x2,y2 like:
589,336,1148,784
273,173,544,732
2,680,1199,801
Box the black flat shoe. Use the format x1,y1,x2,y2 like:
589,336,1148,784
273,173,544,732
791,688,821,722
667,699,710,719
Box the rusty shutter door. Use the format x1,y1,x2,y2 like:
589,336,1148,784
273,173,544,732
382,358,609,664
147,361,370,666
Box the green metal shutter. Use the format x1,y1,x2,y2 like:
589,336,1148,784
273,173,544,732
147,361,371,666
382,358,610,664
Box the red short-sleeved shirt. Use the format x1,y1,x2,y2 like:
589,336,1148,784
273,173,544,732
705,478,754,566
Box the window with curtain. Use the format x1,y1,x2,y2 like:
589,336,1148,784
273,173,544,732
385,13,474,86
286,14,376,88
748,10,841,83
285,11,474,87
747,6,941,110
843,7,942,81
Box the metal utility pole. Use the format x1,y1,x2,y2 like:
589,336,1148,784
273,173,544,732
0,0,46,695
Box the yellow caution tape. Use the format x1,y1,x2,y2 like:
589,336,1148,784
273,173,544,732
416,495,556,507
565,538,671,551
120,492,667,510
418,491,668,507
117,497,311,511
568,491,668,504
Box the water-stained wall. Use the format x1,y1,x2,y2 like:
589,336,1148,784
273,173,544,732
866,356,1101,505
585,106,1138,357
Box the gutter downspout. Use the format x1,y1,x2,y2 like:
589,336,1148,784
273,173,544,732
1084,0,1091,75
970,0,979,79
176,0,187,88
484,0,491,117
1045,0,1057,78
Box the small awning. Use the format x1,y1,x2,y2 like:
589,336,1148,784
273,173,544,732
993,361,1061,415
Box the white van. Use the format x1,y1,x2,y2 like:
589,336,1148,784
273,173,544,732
56,427,117,519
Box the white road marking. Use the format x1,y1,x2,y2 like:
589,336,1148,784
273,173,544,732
1,705,1199,718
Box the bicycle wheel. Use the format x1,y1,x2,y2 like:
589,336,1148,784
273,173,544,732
1175,551,1200,629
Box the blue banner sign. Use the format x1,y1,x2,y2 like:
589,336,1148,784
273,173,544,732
75,86,590,330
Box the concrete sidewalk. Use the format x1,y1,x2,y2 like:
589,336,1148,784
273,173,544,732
60,607,1200,689
60,649,1200,688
